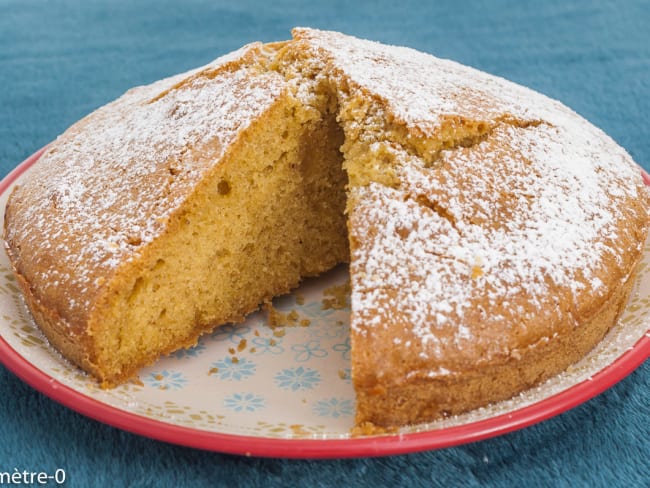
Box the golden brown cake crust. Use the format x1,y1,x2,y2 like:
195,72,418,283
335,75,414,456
4,28,649,425
353,265,639,427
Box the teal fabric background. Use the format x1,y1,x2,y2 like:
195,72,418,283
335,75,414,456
1,1,648,486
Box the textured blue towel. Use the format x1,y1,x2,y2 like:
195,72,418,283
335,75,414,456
1,1,648,486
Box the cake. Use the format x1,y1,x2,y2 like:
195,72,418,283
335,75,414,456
4,28,648,429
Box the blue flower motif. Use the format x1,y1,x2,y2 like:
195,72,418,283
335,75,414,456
143,370,188,390
210,324,252,344
308,321,348,339
250,336,285,355
171,342,206,360
299,302,339,319
312,397,354,418
332,337,351,360
273,366,321,391
210,357,256,381
291,340,328,362
223,392,266,413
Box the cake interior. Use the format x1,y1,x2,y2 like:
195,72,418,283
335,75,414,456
91,82,348,384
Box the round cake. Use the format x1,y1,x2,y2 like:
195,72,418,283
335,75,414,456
4,28,648,429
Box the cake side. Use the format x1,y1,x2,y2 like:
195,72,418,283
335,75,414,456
352,266,640,427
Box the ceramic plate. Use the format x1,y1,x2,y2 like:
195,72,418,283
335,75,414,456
1,148,649,458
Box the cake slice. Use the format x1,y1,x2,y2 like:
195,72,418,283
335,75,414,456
4,41,349,386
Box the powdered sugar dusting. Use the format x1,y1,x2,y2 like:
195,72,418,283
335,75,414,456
295,28,583,135
6,44,286,318
298,27,650,377
348,119,646,376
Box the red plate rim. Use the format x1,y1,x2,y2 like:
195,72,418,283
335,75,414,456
0,147,649,459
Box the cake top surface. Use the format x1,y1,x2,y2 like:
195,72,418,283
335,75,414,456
348,121,647,378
